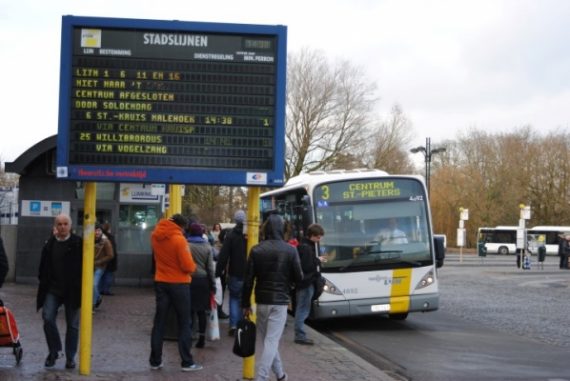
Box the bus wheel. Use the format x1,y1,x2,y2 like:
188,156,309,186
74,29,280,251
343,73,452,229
389,313,408,320
498,246,509,255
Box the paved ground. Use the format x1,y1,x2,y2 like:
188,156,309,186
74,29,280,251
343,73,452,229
0,283,395,381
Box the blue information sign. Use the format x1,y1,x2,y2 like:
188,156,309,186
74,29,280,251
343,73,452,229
56,16,287,186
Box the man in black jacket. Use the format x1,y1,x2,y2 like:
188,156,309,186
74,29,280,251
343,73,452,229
242,214,303,381
37,214,83,370
294,223,325,345
215,210,248,335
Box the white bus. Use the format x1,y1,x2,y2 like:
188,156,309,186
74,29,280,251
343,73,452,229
527,226,570,255
477,226,518,255
260,169,445,320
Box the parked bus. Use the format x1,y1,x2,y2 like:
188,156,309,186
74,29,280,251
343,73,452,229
477,226,518,255
478,225,570,255
260,169,445,320
527,226,570,255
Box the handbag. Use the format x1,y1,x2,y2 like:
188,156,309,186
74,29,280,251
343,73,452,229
206,294,220,341
232,317,256,357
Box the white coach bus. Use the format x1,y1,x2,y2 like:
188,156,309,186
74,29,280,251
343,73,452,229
260,169,445,320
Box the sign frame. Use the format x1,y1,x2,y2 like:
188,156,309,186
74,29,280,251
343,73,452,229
56,15,287,187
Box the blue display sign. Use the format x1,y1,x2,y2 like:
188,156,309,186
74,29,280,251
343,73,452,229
56,16,287,186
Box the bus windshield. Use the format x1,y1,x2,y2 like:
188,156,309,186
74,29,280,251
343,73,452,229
313,178,432,272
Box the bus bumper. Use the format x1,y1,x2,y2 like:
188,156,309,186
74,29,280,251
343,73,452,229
311,293,439,319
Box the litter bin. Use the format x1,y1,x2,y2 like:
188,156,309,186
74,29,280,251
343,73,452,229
477,241,487,257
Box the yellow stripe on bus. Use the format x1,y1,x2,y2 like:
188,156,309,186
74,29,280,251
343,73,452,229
389,268,412,313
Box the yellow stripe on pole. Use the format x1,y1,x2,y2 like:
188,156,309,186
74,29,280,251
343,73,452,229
243,186,260,380
79,182,96,375
167,184,182,217
389,268,412,314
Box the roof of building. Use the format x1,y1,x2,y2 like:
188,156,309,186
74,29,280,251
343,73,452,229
4,135,56,175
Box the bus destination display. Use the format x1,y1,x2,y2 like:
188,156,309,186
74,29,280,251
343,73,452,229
315,178,425,204
57,16,287,186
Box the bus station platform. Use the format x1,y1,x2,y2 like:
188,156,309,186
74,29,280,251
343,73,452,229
0,283,397,381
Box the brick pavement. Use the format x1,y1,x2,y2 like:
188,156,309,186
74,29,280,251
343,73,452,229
0,283,395,381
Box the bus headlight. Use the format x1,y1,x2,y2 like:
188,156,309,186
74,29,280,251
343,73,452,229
415,269,435,290
323,277,343,295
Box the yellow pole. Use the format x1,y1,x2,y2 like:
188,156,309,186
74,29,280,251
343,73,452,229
79,182,96,375
243,187,260,380
167,184,182,217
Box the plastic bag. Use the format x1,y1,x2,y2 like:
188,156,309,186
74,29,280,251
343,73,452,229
214,277,223,306
206,294,220,341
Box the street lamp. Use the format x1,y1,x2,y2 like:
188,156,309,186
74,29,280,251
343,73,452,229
410,137,446,195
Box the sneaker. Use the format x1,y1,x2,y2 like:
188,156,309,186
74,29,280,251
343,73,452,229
65,359,76,369
228,328,236,337
95,297,103,309
277,373,288,381
44,352,60,368
150,362,163,370
181,363,203,372
294,338,314,345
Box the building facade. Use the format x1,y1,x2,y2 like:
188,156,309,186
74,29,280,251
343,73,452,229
4,135,162,285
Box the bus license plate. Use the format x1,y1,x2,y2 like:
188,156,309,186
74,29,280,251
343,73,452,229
371,304,390,312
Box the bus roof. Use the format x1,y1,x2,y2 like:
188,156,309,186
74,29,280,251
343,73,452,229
529,226,570,231
261,169,422,197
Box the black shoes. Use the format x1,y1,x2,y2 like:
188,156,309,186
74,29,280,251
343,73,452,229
228,328,236,337
294,338,314,345
45,353,75,369
44,353,59,368
94,297,103,309
196,335,205,348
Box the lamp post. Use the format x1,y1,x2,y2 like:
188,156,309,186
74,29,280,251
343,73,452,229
410,137,446,195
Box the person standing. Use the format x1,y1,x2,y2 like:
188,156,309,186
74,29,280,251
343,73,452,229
36,214,83,369
558,233,570,270
93,224,114,310
242,214,303,381
149,214,202,372
211,222,229,319
0,236,9,288
294,223,325,345
98,221,117,296
215,210,247,336
186,223,216,348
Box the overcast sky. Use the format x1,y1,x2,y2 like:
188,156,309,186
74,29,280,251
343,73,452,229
1,0,569,163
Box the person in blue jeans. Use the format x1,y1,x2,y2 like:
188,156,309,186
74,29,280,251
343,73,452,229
215,210,248,336
294,224,325,345
98,222,118,296
93,224,114,310
36,214,83,370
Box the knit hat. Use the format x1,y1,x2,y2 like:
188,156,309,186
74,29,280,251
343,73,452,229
169,214,188,228
234,210,246,223
189,223,204,237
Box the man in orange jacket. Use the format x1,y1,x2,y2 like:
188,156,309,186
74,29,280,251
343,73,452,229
149,214,203,372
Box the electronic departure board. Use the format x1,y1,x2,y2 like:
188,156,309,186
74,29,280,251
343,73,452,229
56,16,287,186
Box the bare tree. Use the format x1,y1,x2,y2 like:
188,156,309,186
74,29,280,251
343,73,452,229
365,104,415,174
285,48,378,178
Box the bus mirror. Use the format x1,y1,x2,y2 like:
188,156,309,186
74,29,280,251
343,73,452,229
434,236,445,268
